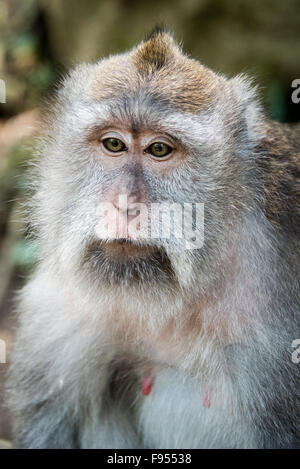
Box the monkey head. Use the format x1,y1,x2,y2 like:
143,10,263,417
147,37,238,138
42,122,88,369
33,29,263,292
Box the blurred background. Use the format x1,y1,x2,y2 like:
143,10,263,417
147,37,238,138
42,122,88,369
0,0,299,445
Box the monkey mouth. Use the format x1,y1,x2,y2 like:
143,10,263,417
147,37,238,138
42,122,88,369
82,239,176,286
99,238,158,260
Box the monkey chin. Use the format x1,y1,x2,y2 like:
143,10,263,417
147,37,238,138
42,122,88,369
82,238,176,287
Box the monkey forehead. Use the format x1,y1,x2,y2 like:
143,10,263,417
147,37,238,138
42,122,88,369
88,33,224,114
64,98,223,150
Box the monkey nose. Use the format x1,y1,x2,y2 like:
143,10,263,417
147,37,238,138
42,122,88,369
112,194,141,213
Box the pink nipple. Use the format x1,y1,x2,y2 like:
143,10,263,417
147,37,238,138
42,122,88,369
142,375,153,396
203,389,211,408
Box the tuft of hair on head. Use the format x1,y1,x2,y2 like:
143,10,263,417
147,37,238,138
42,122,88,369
134,26,180,73
144,24,169,41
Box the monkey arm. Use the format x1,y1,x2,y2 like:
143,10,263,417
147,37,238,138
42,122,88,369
7,328,80,448
6,272,142,449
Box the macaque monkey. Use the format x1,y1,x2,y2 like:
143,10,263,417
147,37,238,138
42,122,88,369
6,28,300,448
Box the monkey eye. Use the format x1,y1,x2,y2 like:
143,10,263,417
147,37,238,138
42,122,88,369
146,142,173,159
102,138,127,153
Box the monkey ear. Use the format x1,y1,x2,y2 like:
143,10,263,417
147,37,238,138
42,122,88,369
133,27,180,73
228,74,264,143
229,74,259,110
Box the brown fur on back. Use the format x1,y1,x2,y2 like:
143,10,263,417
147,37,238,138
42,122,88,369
258,122,300,232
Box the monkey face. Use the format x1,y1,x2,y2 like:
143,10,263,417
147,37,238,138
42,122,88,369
35,32,260,290
76,110,191,286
